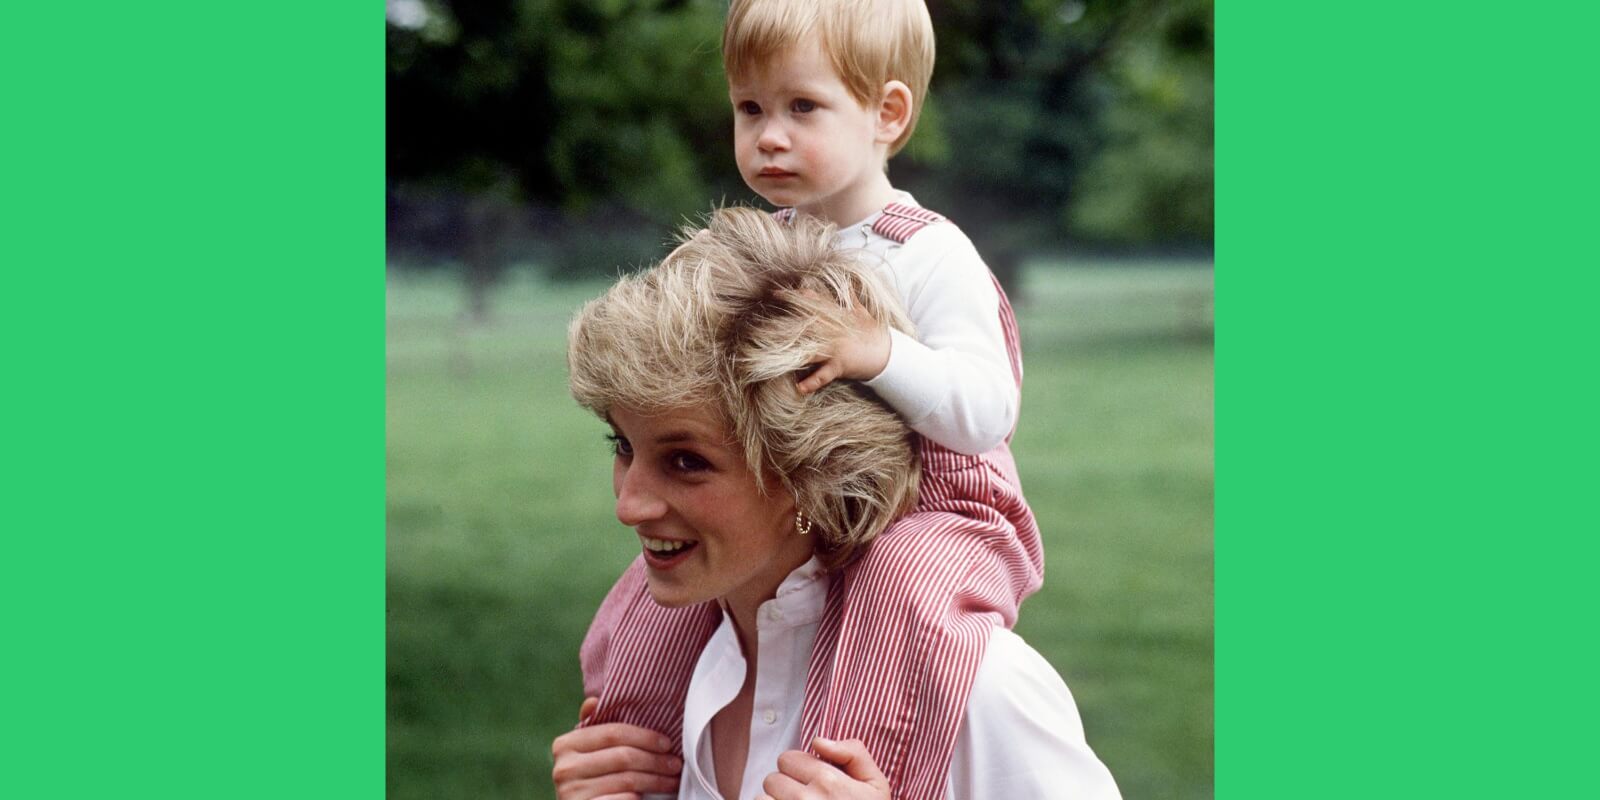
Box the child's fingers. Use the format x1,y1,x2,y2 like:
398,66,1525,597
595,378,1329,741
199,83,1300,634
797,360,843,394
578,696,599,725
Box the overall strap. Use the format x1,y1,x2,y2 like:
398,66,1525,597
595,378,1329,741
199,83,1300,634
871,202,1023,393
872,202,944,242
772,202,942,241
991,274,1024,390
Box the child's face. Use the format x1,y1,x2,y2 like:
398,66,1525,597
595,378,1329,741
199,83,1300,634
729,36,889,221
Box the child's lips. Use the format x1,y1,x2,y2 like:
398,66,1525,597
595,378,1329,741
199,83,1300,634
759,168,797,178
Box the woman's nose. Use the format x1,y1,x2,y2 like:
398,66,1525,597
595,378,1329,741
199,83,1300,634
614,465,667,526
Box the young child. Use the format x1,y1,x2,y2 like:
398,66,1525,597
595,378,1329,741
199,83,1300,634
578,2,1045,797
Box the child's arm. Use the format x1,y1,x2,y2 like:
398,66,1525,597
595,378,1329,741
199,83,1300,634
800,228,1017,455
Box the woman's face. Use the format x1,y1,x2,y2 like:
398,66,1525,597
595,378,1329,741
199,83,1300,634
607,405,814,612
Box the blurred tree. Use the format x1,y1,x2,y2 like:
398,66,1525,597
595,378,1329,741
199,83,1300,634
899,0,1213,288
387,0,1213,306
1068,0,1213,244
388,0,734,316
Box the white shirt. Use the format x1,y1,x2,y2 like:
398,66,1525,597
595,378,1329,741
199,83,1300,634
662,559,1122,800
837,193,1020,456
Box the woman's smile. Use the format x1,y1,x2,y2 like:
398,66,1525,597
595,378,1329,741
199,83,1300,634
639,535,699,569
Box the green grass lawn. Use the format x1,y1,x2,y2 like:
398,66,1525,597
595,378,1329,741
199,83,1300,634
387,261,1214,798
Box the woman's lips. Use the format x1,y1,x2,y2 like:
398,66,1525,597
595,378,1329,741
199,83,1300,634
642,539,699,570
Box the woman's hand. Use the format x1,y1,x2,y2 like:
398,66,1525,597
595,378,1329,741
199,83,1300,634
758,737,891,799
551,697,682,800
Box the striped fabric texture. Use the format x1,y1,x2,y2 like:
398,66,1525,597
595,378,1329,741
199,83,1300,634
579,207,1043,800
871,202,944,243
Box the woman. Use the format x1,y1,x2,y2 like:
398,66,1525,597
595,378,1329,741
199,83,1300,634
552,208,1119,799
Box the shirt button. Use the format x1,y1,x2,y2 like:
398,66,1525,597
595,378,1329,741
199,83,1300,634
762,709,777,725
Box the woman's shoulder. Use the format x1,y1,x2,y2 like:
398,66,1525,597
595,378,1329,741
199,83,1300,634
949,628,1123,798
966,628,1084,729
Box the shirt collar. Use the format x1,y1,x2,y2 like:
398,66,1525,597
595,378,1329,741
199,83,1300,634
718,556,828,631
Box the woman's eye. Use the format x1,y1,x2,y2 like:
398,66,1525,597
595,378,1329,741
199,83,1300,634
738,101,761,115
791,98,816,113
669,451,710,472
606,434,633,457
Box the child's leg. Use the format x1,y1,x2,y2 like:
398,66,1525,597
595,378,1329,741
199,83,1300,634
577,557,719,753
800,457,1043,798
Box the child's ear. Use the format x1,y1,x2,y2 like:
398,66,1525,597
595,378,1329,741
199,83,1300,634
875,80,914,145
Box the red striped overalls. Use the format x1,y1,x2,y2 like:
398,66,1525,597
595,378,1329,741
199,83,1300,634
578,203,1044,800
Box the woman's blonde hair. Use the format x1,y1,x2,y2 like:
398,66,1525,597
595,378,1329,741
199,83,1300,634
567,207,920,568
723,0,935,157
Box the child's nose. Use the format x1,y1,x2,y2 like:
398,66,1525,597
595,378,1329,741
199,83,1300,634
757,120,789,152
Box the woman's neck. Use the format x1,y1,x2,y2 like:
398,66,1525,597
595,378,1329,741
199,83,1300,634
726,603,762,662
721,541,814,659
723,580,781,661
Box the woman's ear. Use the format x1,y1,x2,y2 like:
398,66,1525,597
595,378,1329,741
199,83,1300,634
875,80,913,145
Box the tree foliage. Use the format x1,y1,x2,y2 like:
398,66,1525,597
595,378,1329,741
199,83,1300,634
899,0,1213,276
387,0,1212,299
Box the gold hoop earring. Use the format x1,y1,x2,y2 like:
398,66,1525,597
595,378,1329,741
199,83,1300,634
795,509,813,536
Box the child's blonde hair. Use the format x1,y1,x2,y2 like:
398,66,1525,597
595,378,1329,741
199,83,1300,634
567,207,921,568
724,0,936,157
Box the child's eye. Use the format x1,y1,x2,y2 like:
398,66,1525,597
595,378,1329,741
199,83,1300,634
606,434,633,458
737,101,762,115
791,98,816,113
669,451,711,473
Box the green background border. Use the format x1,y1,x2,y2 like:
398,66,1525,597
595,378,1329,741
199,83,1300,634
7,3,1596,797
1217,3,1596,797
6,4,381,797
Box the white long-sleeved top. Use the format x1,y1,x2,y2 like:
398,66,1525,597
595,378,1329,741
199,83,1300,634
657,559,1121,800
837,194,1020,456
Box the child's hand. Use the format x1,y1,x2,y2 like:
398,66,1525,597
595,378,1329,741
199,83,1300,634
782,289,891,394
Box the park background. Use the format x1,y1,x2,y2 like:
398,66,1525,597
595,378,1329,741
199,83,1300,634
386,1,1213,798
